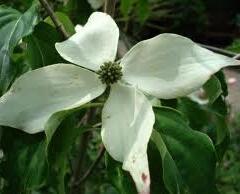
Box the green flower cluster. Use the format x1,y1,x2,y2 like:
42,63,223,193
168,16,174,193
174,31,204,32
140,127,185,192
97,61,123,85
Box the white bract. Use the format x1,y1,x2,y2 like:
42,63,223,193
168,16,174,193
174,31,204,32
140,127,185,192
0,12,239,194
87,0,104,9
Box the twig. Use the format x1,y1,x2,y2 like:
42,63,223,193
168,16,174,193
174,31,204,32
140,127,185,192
68,156,74,175
104,0,116,16
39,0,69,39
233,53,240,60
70,109,96,194
70,133,90,193
74,144,105,186
199,43,237,58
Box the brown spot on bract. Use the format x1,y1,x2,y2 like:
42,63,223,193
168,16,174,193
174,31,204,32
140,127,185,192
141,173,148,184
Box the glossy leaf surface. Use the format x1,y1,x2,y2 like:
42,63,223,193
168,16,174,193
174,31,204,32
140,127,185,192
0,3,39,94
152,107,218,194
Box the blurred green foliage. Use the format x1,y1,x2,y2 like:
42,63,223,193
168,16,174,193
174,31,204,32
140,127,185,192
226,39,240,53
3,0,239,40
217,113,240,194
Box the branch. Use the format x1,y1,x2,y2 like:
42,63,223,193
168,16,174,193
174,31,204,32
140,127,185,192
104,0,116,16
70,109,96,194
39,0,69,39
199,43,237,58
233,53,240,60
73,144,105,186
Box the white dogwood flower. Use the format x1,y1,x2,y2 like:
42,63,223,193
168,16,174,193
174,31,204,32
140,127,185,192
0,12,239,194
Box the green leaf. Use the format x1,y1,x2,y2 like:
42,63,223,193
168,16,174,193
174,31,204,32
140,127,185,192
161,99,178,109
47,112,85,194
120,0,136,17
151,130,184,194
215,70,228,97
203,71,229,116
212,114,230,160
147,141,169,194
136,0,150,23
0,128,48,193
44,112,85,194
178,98,209,130
178,98,230,161
44,12,75,36
153,107,219,194
210,96,228,116
44,103,103,149
180,69,230,159
105,154,137,194
24,22,63,69
43,104,102,194
203,75,222,104
62,0,92,23
0,2,39,95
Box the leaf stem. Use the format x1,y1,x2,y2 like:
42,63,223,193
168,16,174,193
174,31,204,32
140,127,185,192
38,0,69,39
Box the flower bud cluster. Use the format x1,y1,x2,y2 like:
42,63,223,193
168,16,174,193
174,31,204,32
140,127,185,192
97,62,123,85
